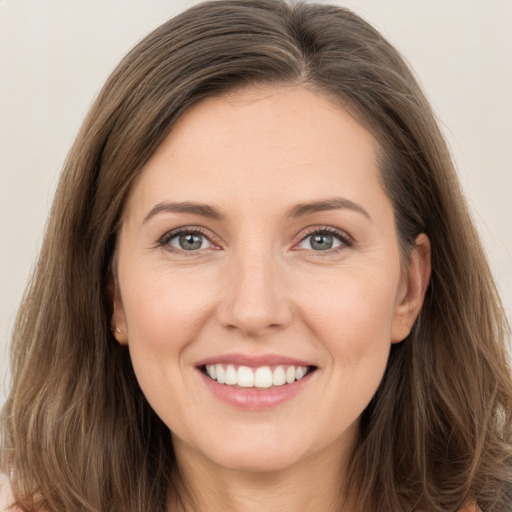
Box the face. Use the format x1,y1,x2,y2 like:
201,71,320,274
112,86,429,475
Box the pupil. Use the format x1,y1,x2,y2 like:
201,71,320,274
180,233,202,250
311,234,333,250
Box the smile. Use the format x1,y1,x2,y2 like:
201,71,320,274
203,364,312,389
196,354,317,409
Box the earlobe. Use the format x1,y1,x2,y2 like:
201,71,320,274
391,233,431,343
107,276,129,346
111,324,128,345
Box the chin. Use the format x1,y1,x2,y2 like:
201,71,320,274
210,448,301,474
179,430,309,474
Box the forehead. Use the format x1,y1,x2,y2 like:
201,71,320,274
124,85,386,220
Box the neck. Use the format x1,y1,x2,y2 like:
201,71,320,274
168,437,354,512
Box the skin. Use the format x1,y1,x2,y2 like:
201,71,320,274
111,85,431,511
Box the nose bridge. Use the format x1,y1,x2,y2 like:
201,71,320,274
218,241,291,336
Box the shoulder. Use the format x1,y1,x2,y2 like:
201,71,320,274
0,473,18,512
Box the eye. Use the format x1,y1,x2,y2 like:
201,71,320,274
295,228,352,252
160,229,215,252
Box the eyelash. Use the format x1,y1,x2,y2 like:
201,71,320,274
158,227,218,254
157,226,353,254
294,226,353,254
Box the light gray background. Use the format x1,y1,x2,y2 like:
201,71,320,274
1,0,511,407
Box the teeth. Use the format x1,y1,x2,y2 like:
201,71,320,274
237,366,254,387
295,366,307,380
254,367,273,388
225,365,237,385
216,365,226,384
206,364,216,380
272,366,286,386
204,364,310,388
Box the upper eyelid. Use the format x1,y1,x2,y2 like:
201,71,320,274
297,225,353,242
157,224,353,249
159,226,220,247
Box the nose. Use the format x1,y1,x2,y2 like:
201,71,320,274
216,250,293,337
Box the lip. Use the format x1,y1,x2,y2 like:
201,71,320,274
199,370,314,410
195,352,314,368
195,353,317,411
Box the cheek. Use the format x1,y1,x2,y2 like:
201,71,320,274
295,264,400,397
118,267,220,416
122,266,215,344
281,267,401,449
117,265,220,400
302,268,399,343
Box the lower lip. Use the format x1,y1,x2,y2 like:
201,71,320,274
198,370,314,410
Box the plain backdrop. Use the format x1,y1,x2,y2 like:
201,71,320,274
1,0,511,407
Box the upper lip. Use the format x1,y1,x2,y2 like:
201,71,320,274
195,353,316,368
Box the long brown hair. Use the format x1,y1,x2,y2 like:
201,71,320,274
2,1,511,510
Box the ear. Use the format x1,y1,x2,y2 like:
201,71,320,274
391,233,431,343
107,276,129,346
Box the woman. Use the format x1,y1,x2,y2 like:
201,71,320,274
1,0,511,511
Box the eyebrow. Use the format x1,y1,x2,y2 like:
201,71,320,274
143,201,224,223
143,196,371,224
285,197,371,220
